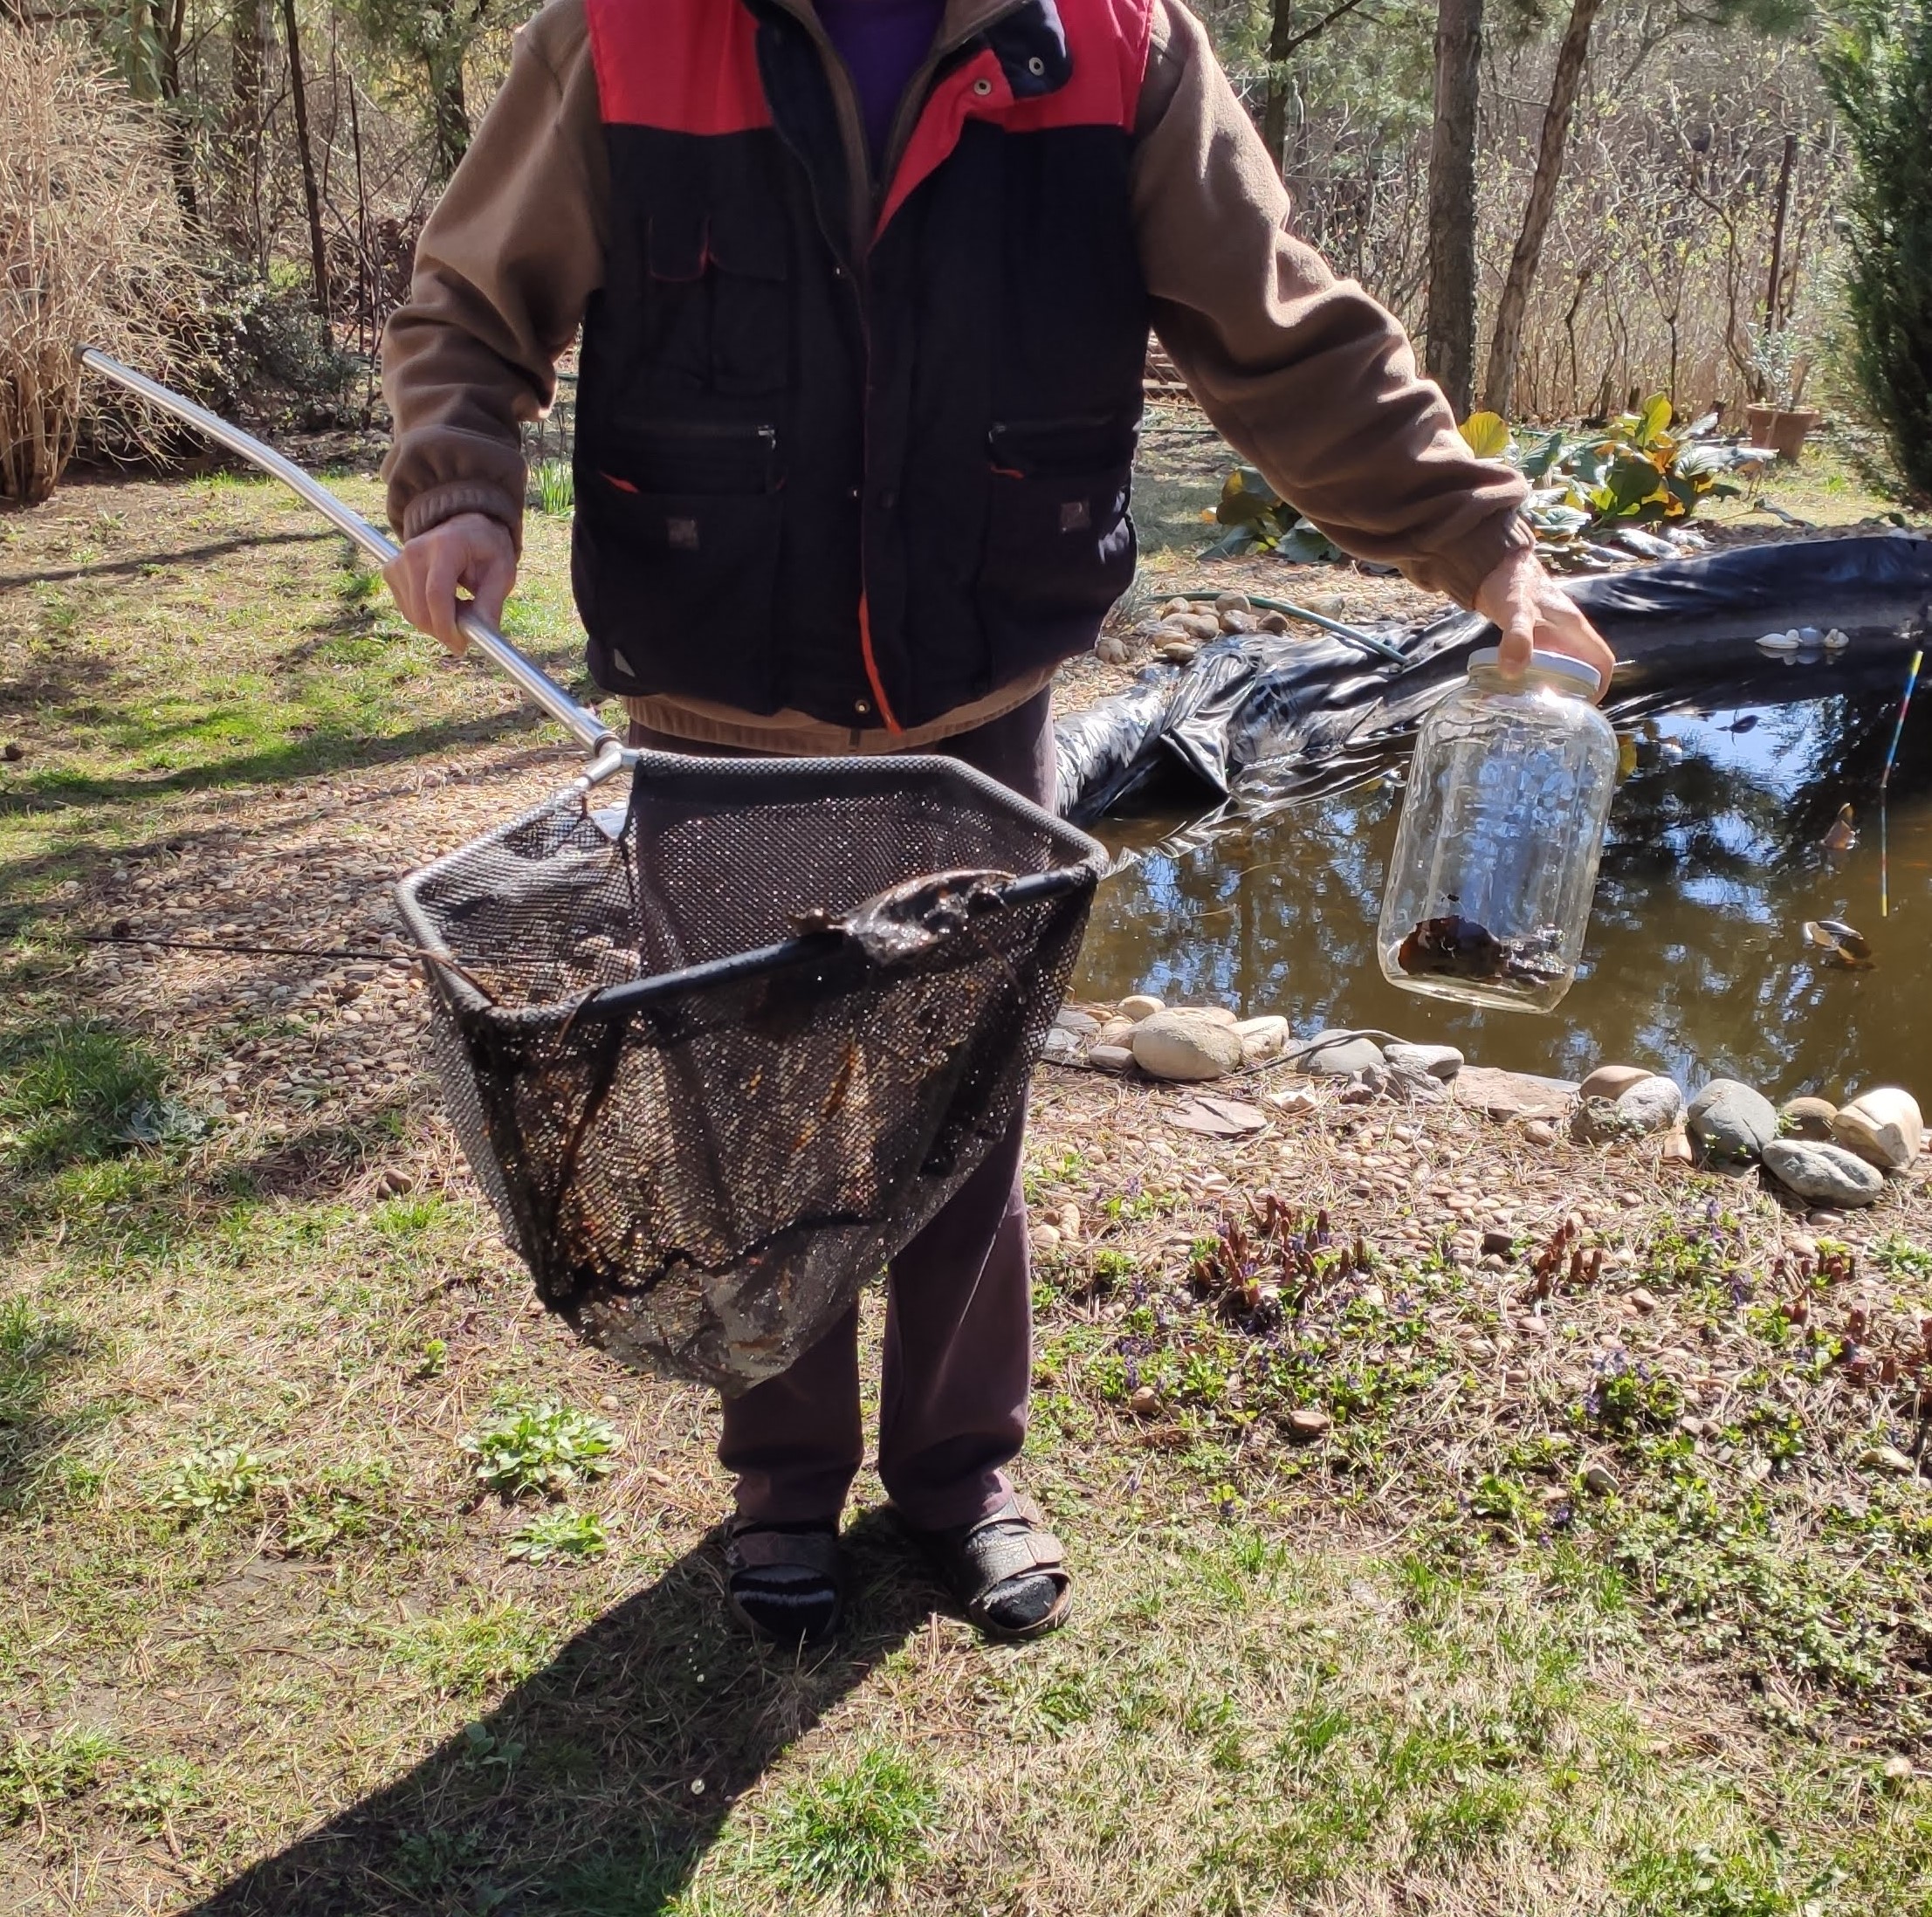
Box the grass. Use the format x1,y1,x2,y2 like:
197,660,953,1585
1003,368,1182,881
1,448,1930,1911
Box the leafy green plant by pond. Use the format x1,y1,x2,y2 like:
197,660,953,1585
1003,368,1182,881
1207,396,1769,566
1457,398,1770,557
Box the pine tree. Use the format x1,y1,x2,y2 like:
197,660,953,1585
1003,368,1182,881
1823,0,1932,501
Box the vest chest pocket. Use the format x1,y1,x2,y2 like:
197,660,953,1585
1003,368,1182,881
643,202,790,398
575,423,782,708
979,415,1138,636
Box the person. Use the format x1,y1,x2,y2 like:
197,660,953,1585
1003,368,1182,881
379,0,1616,1650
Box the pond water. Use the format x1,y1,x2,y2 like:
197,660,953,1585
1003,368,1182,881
1074,684,1932,1102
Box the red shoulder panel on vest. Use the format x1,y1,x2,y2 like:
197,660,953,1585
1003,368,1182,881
584,0,774,132
876,0,1152,238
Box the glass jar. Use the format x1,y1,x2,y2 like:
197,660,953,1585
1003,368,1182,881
1377,646,1618,1013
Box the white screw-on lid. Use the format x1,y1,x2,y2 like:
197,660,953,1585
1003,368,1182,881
1467,645,1604,697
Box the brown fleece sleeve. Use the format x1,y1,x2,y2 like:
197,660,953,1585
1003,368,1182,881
1133,0,1531,607
379,0,607,552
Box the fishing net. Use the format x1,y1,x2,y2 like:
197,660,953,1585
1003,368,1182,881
395,750,1104,1392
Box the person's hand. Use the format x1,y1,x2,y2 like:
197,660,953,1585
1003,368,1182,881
383,512,518,655
1471,545,1617,702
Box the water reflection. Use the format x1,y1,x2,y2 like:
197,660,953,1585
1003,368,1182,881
1075,690,1932,1100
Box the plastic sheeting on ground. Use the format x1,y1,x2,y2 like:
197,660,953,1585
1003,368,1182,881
1055,534,1932,823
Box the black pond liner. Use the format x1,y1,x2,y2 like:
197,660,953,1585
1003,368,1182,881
1056,534,1932,822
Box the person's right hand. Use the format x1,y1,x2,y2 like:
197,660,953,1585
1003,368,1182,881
383,512,518,655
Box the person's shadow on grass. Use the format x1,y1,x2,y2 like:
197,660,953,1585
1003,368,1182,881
184,1508,932,1915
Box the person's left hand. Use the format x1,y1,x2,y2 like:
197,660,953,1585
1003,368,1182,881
1472,546,1618,702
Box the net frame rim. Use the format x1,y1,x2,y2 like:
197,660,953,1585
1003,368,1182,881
392,746,1107,1020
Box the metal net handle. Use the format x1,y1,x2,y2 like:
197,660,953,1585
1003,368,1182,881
80,349,624,787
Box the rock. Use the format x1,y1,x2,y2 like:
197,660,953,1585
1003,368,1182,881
1763,1139,1887,1208
1385,1041,1463,1082
1297,1030,1385,1076
1167,1094,1269,1137
1236,1014,1289,1064
1088,1044,1135,1074
1628,1288,1659,1315
1457,1066,1575,1122
1882,1756,1916,1786
1042,1027,1084,1065
1055,1007,1102,1036
1214,591,1251,614
1169,612,1221,642
1481,1229,1516,1260
1158,640,1199,664
1660,1124,1695,1165
1117,993,1165,1023
1217,610,1258,635
1131,1010,1243,1082
1197,1006,1241,1027
1808,1210,1847,1230
1284,1407,1333,1443
1129,1385,1162,1419
1860,1443,1917,1477
1777,1096,1837,1143
1055,1203,1083,1242
1523,1119,1558,1147
1029,1223,1061,1254
1832,1088,1924,1171
1,741,23,762
1096,1017,1137,1048
1258,611,1290,635
1582,1464,1619,1497
1617,1075,1686,1133
1578,1064,1653,1103
1687,1078,1778,1162
1269,1085,1321,1117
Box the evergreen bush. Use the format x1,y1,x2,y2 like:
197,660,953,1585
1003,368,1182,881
1822,0,1932,501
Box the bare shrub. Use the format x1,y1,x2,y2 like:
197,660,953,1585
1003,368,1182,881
1,25,203,504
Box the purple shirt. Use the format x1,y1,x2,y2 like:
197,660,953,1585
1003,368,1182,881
814,0,948,174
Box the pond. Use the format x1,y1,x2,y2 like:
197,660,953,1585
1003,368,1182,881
1075,684,1932,1102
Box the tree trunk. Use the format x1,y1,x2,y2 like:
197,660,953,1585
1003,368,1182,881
280,0,331,319
156,0,198,223
1424,0,1483,416
1479,0,1604,416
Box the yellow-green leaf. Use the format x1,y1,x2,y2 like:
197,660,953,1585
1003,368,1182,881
1460,411,1511,460
1638,394,1674,447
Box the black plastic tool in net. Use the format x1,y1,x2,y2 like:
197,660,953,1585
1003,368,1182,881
395,751,1105,1393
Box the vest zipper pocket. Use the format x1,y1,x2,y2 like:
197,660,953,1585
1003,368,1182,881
597,420,780,497
988,412,1138,478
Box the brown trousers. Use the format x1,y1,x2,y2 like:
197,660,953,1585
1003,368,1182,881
627,691,1056,1532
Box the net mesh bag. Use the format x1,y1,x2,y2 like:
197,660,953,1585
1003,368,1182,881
395,751,1104,1392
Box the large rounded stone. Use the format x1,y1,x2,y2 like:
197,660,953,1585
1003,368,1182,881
1832,1088,1924,1172
1385,1041,1464,1082
1116,993,1165,1024
1616,1075,1685,1134
1687,1078,1778,1162
1578,1063,1652,1103
1298,1030,1385,1076
1762,1138,1886,1208
1131,1010,1243,1082
1777,1096,1837,1143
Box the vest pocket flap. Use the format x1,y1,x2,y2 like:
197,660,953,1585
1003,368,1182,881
981,462,1135,615
701,197,790,282
645,203,789,284
578,483,782,709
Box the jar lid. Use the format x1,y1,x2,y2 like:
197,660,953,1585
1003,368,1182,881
1467,645,1604,697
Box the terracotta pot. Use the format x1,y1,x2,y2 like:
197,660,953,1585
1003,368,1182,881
1744,403,1823,463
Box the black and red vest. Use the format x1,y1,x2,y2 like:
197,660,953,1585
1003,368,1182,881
574,0,1152,732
